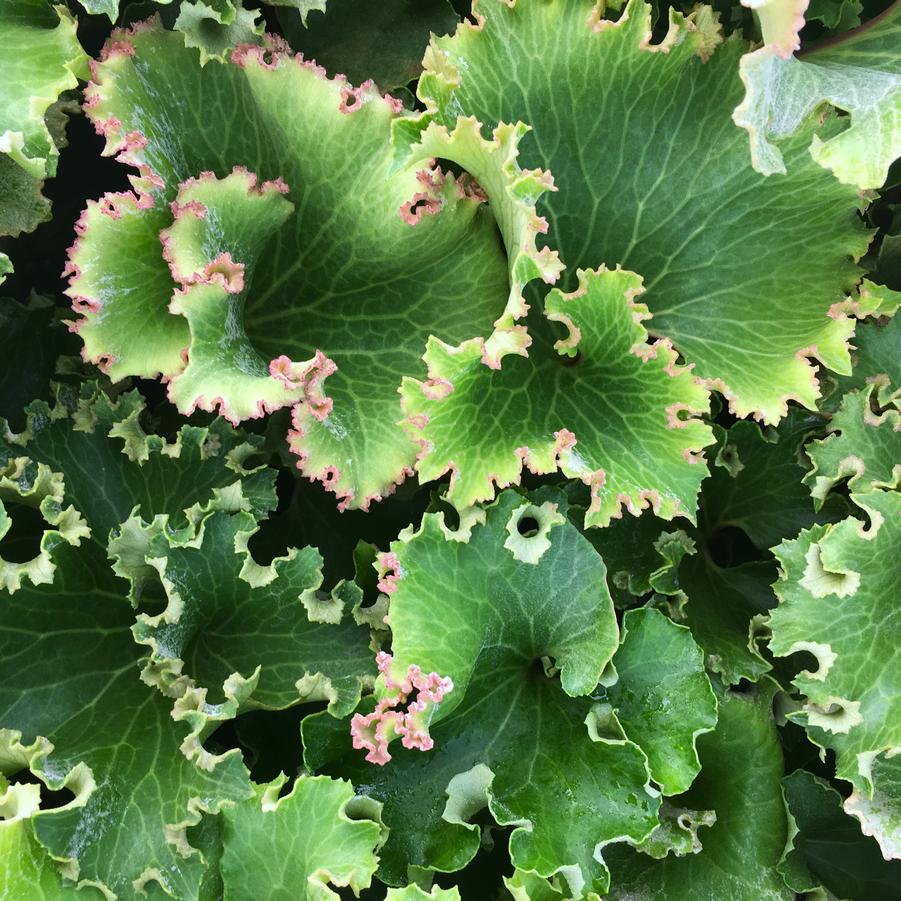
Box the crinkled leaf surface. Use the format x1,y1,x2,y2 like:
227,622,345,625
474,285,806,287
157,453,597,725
403,267,713,527
420,0,870,421
735,0,901,188
606,680,791,900
304,491,660,896
220,773,382,899
781,769,901,896
1,384,276,547
0,536,251,899
134,509,374,717
770,488,901,815
805,382,901,501
69,22,511,508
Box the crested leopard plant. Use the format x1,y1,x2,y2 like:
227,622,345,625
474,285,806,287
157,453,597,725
1,0,900,896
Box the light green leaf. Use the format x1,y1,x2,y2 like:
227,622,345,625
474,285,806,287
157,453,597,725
133,509,374,718
805,383,901,502
770,492,901,797
220,774,382,899
603,609,717,796
68,22,517,509
631,802,718,861
606,680,792,901
418,0,870,422
0,1,87,179
303,491,660,896
734,1,901,189
386,887,461,900
845,752,901,861
402,267,713,528
0,778,104,899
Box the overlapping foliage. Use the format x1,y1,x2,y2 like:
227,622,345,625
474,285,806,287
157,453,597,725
1,0,900,896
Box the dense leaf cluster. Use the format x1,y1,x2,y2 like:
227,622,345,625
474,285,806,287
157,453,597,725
1,0,900,897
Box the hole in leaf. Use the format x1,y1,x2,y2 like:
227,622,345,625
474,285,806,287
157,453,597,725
705,525,759,568
0,503,46,563
559,349,582,367
517,516,540,538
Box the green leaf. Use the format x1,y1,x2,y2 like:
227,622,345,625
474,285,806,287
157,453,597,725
303,491,660,895
827,301,901,409
0,296,76,432
844,752,901,861
418,0,870,422
805,383,901,502
781,769,901,896
769,492,901,802
220,773,382,899
0,778,104,898
374,490,620,728
385,888,461,900
606,680,792,901
402,267,713,528
175,0,264,66
0,1,87,180
602,609,717,796
68,22,516,509
133,508,374,719
1,383,277,557
0,459,88,594
0,538,251,898
735,0,901,189
0,152,50,237
279,0,459,91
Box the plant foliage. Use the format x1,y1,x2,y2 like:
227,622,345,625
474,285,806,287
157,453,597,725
1,0,900,897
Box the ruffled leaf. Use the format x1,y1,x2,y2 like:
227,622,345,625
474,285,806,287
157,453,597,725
220,774,382,899
1,382,276,556
402,267,713,528
805,383,901,502
418,0,871,421
133,508,374,719
0,536,251,897
68,21,514,509
606,680,792,901
770,490,901,841
0,778,103,898
304,491,661,895
735,0,901,189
